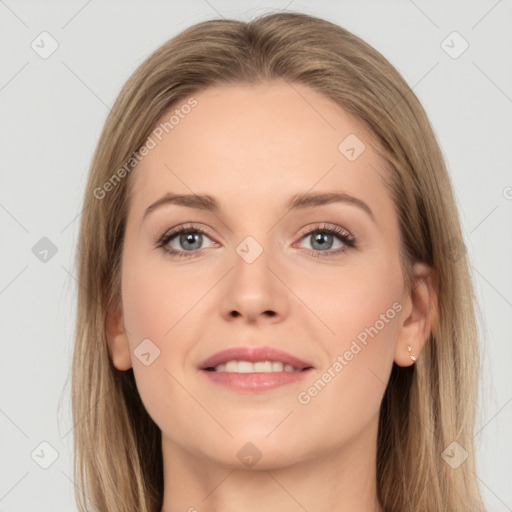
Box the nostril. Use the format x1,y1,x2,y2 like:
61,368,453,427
228,310,276,318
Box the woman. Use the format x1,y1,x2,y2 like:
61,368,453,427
72,11,486,512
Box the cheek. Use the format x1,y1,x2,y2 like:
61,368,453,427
121,250,205,344
293,255,402,434
295,273,401,443
301,251,403,348
119,246,216,384
119,259,201,436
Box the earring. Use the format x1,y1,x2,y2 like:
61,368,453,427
407,345,417,362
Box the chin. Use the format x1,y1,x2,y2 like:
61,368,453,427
203,434,313,471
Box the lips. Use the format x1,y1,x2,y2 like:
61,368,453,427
199,346,314,371
199,345,315,392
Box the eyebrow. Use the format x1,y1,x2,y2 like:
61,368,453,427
143,191,375,222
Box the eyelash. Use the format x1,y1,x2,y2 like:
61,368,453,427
155,222,357,259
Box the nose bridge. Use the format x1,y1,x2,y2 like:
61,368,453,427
220,233,287,322
232,233,275,296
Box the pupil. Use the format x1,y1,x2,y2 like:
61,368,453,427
181,233,202,250
312,233,333,250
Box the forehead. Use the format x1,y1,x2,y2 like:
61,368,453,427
128,81,390,220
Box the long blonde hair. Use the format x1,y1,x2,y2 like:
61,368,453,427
72,11,486,511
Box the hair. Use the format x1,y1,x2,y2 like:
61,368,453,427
71,10,486,512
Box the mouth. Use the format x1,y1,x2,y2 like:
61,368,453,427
204,360,310,373
199,346,314,391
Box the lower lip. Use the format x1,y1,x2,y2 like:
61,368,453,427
201,369,313,391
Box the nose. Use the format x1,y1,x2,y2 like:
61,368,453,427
219,242,289,325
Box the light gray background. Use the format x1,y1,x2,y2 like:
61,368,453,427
1,1,511,510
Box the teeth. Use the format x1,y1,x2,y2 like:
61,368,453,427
238,361,255,373
212,360,301,373
254,361,271,372
225,361,238,372
272,361,283,371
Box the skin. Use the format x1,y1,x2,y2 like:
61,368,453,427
106,81,437,512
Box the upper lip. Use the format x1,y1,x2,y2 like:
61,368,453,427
199,346,314,370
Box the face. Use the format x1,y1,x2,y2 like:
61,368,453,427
107,80,421,469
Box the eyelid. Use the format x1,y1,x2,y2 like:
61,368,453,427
156,222,215,243
296,222,353,240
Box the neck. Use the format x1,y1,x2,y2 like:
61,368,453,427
160,416,384,512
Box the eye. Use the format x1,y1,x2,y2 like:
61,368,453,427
156,223,217,258
155,222,357,259
295,224,357,257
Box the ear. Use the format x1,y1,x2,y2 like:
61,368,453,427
394,262,438,367
105,300,132,371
